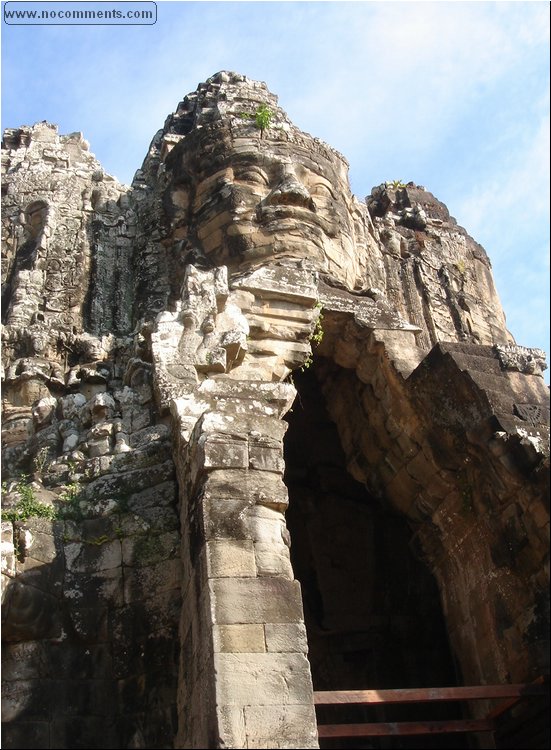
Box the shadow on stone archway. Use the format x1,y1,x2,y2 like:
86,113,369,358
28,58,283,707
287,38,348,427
284,359,469,750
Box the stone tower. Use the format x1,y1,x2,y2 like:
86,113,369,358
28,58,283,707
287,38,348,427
1,72,549,749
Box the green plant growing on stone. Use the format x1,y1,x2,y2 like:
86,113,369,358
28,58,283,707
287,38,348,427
311,306,324,346
33,446,50,474
86,535,110,546
386,179,407,190
301,305,324,371
455,259,466,276
57,482,84,521
301,354,314,371
254,105,273,138
1,477,56,522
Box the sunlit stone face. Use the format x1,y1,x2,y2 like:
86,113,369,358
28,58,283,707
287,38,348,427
166,123,360,283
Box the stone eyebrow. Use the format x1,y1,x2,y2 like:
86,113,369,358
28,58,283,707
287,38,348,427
310,179,336,195
232,163,270,182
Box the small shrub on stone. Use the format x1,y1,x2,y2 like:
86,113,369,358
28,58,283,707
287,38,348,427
254,105,273,137
1,478,56,522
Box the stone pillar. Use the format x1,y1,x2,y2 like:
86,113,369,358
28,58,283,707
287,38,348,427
172,381,319,749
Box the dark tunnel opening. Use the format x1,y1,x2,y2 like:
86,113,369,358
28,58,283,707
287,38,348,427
284,360,469,749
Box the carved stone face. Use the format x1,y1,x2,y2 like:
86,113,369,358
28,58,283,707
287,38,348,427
166,125,360,283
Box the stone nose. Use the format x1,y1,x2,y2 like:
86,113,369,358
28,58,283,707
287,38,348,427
265,174,315,210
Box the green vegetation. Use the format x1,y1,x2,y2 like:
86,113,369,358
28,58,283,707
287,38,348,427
254,104,273,137
301,305,324,371
33,446,50,474
311,306,324,346
1,478,56,522
57,482,84,520
386,179,407,190
85,535,110,546
238,105,275,137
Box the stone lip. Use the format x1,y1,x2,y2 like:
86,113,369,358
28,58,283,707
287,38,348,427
318,278,420,332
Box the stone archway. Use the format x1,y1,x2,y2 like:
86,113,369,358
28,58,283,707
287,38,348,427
284,358,467,750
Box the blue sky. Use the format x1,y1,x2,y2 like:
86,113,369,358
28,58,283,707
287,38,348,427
2,1,549,379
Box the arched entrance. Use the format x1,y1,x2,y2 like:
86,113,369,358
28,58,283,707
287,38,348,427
284,359,467,749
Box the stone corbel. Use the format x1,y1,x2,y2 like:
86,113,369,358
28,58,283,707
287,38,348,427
494,344,548,377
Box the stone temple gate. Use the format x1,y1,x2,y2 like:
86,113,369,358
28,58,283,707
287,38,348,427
1,72,549,749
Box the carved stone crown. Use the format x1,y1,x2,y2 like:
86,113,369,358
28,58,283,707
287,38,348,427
157,71,349,169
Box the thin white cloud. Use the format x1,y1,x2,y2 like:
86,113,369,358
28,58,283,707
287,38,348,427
284,2,549,168
454,112,550,250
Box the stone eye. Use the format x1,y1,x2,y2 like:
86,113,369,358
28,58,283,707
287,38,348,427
311,183,334,199
235,168,269,186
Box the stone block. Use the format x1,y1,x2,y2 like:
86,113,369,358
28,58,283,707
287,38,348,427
128,424,171,449
197,379,296,419
2,678,52,720
127,479,177,510
206,539,256,577
65,565,124,609
81,461,175,502
232,265,318,305
199,433,249,470
0,721,50,749
203,468,289,510
68,604,110,643
244,704,319,748
213,623,266,653
249,435,285,472
384,467,419,515
51,716,119,749
210,577,305,624
214,652,314,705
51,678,116,717
244,506,288,545
65,538,122,573
217,704,247,748
264,622,309,653
123,557,182,603
202,492,289,543
254,541,293,578
121,530,179,567
2,579,63,642
111,591,181,678
426,468,457,499
405,449,434,484
1,641,49,680
202,496,252,540
1,521,15,577
45,642,112,680
20,525,58,566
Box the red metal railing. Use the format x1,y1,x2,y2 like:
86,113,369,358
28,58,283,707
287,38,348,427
314,677,548,739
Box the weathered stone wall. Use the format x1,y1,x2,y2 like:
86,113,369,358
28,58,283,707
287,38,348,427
1,125,181,748
2,71,549,749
